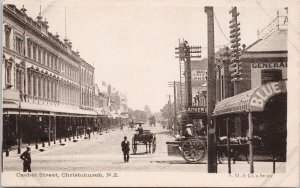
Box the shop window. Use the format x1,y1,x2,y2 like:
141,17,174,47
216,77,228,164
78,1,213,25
261,69,282,85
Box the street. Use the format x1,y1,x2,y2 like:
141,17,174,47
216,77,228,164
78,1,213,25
3,123,285,173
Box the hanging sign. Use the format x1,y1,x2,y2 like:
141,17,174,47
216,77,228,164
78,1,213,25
186,106,207,113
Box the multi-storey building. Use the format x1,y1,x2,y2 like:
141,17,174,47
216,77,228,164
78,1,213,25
80,59,94,110
2,4,96,151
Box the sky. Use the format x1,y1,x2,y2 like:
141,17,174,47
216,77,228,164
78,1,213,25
3,0,288,112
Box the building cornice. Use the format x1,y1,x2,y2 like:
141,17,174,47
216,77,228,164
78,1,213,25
3,5,91,67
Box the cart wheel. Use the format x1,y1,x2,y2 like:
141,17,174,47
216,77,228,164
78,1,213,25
152,137,156,153
132,137,137,154
181,139,206,163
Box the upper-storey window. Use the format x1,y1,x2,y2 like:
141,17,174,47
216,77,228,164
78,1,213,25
50,54,53,68
46,52,49,66
27,41,31,58
16,37,23,55
42,50,45,64
38,47,41,63
54,57,57,71
33,44,37,61
5,25,11,49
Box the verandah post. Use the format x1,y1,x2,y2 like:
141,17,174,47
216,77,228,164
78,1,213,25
248,111,254,173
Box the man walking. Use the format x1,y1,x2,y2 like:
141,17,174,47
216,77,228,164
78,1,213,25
121,136,130,162
20,146,31,172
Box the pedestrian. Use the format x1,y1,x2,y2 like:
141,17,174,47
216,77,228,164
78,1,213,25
20,146,31,172
86,127,91,139
121,136,130,162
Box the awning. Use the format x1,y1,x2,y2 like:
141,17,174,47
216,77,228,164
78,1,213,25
213,80,287,116
93,107,106,116
107,111,118,119
18,102,97,116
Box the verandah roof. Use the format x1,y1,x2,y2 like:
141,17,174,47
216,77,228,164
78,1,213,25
213,80,287,116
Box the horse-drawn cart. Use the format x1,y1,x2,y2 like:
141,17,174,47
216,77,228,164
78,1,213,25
166,136,207,163
132,130,156,154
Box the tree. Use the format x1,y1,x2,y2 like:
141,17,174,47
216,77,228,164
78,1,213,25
128,110,147,122
144,105,152,119
161,102,174,121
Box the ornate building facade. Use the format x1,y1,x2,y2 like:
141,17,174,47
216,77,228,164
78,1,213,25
2,4,97,151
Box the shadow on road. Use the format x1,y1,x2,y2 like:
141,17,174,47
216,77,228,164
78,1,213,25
111,162,128,164
155,130,173,136
151,160,206,165
130,152,153,155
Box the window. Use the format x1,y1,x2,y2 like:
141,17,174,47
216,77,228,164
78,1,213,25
42,50,45,64
38,77,42,97
16,70,21,91
16,37,23,55
49,54,52,68
5,26,11,49
33,44,37,61
27,41,31,58
46,53,49,66
33,75,37,96
54,57,57,70
47,80,50,99
27,73,31,95
43,78,46,98
38,48,41,63
261,69,282,85
5,65,11,86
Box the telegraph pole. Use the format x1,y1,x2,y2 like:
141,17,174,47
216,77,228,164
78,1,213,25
168,81,179,134
229,7,242,95
173,81,177,134
205,6,217,173
175,41,201,121
168,94,171,129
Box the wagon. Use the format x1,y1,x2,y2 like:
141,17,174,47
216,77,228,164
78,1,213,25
132,130,156,154
166,136,207,163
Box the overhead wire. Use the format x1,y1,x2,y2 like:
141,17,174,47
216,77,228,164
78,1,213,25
213,12,230,43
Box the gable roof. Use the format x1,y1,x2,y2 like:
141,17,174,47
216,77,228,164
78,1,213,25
246,29,287,52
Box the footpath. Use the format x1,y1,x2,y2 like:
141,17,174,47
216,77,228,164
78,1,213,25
2,129,115,158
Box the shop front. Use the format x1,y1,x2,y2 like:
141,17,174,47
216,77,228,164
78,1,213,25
213,80,287,173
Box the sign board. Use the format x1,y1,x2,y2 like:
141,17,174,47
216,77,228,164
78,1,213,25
192,70,207,81
249,80,287,111
251,62,287,69
186,106,207,113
